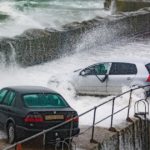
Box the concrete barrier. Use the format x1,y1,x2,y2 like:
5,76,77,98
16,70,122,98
104,0,150,12
75,118,148,150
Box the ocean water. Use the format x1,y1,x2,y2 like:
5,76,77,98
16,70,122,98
0,37,149,133
0,0,109,37
0,0,149,143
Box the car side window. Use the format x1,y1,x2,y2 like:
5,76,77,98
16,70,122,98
81,63,109,76
94,64,109,75
0,89,8,103
2,91,16,106
109,63,137,75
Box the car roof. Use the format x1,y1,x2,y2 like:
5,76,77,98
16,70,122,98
81,60,150,70
101,58,150,65
89,60,150,66
4,86,57,94
112,60,149,65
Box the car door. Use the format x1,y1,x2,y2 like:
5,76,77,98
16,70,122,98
107,62,137,94
0,90,16,127
77,63,111,95
0,89,8,128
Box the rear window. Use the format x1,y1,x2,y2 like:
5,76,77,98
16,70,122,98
0,89,8,103
23,93,69,109
3,91,15,106
145,63,150,74
109,63,137,75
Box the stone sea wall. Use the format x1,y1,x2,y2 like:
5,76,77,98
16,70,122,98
104,0,150,12
75,118,149,150
99,118,146,150
0,8,150,66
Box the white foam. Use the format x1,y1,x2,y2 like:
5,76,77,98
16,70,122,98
0,0,109,37
0,29,150,139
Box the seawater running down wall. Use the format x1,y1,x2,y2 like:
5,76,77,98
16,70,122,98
101,118,150,150
0,8,150,67
75,118,148,150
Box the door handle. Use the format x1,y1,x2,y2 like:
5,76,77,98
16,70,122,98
127,77,131,80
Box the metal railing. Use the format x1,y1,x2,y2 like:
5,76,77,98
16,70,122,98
134,98,150,150
3,85,150,150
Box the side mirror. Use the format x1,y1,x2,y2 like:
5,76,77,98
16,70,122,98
79,68,93,76
79,70,87,76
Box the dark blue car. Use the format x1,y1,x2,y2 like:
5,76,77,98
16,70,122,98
0,86,79,144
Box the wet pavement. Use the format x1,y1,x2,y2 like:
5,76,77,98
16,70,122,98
0,126,114,150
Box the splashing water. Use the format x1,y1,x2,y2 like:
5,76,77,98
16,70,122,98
0,37,149,131
8,42,18,68
0,0,110,37
0,52,6,68
110,0,117,15
0,1,150,138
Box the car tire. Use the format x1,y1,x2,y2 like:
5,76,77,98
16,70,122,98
7,123,16,144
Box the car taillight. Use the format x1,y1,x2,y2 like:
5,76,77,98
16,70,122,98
65,116,79,122
24,114,43,123
146,75,150,82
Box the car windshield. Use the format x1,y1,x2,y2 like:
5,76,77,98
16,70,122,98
23,93,69,109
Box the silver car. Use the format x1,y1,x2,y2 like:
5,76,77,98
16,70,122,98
72,61,150,96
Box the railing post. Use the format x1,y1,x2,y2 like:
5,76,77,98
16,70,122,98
90,107,97,143
144,113,149,150
126,89,133,122
43,133,46,149
109,98,116,132
69,114,74,145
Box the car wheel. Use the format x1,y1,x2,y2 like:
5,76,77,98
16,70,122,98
7,123,16,144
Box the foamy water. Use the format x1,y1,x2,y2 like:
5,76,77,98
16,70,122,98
0,0,109,37
0,36,150,139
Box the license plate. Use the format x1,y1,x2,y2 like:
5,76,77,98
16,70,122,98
45,115,64,120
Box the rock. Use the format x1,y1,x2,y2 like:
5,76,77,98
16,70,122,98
0,11,10,21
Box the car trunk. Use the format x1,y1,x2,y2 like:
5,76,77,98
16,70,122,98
24,108,78,130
